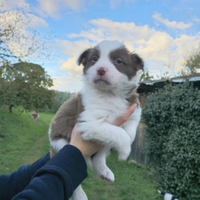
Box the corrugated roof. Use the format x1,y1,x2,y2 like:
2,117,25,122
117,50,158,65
138,75,200,93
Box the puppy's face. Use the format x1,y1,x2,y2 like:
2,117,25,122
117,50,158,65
78,40,144,91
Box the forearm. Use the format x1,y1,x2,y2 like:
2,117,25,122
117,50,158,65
12,145,87,200
0,152,50,200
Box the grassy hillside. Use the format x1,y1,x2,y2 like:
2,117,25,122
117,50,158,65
0,107,161,200
0,107,52,174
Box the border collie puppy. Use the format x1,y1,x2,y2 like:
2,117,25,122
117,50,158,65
158,190,179,200
49,40,144,200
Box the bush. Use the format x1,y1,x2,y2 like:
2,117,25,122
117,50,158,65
142,82,200,200
52,91,73,112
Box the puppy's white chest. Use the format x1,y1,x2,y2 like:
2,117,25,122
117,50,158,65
80,91,128,123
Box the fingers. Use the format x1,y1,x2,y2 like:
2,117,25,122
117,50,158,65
70,123,102,158
70,124,79,140
125,104,137,118
113,104,137,126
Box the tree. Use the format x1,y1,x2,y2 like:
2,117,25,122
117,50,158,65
181,46,200,76
0,62,55,112
0,3,54,65
0,2,55,112
139,71,154,81
0,64,9,107
186,47,200,73
53,91,73,112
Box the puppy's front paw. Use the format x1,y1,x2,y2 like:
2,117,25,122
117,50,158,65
77,123,88,133
118,146,131,161
81,130,94,141
100,167,115,182
78,123,94,141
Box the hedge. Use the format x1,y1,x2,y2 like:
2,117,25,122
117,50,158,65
142,82,200,200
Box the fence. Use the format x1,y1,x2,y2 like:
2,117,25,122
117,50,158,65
130,123,152,165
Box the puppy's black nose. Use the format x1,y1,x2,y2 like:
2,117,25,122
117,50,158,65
97,67,106,76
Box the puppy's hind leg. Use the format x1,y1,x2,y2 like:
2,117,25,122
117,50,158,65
92,147,115,182
123,107,141,144
72,185,88,200
49,138,68,158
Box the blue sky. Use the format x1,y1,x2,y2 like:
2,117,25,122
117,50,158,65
3,0,200,92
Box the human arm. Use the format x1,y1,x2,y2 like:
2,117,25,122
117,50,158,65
0,153,50,200
11,145,87,200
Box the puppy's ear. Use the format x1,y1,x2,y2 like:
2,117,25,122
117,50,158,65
131,53,144,71
77,48,91,66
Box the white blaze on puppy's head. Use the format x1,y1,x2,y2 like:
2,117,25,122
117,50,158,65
77,40,144,91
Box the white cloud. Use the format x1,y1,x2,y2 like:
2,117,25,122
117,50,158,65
0,0,30,12
109,0,136,9
193,17,200,24
35,0,86,18
57,39,92,57
0,11,48,30
55,18,200,91
109,0,121,9
52,75,83,92
173,7,179,11
174,34,200,56
152,12,193,29
59,57,83,78
137,31,175,61
65,18,176,63
35,0,137,16
65,11,84,15
56,39,92,78
27,13,49,28
69,18,156,43
186,7,194,13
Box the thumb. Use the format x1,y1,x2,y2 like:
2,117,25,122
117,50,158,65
114,104,137,126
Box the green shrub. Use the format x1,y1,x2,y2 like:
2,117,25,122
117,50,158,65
53,91,73,112
142,82,200,200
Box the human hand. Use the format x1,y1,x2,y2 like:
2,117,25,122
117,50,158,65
69,104,137,158
70,124,102,158
113,104,137,126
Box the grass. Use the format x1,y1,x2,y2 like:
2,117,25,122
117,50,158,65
83,153,161,200
0,106,53,174
0,106,161,200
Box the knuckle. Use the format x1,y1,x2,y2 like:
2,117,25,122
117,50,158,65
121,116,128,123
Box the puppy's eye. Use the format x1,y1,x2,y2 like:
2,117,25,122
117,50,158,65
115,58,122,64
92,56,99,62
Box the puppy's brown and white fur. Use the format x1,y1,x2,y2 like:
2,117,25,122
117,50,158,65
49,40,144,200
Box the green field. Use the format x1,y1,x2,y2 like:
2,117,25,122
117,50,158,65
0,107,161,200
